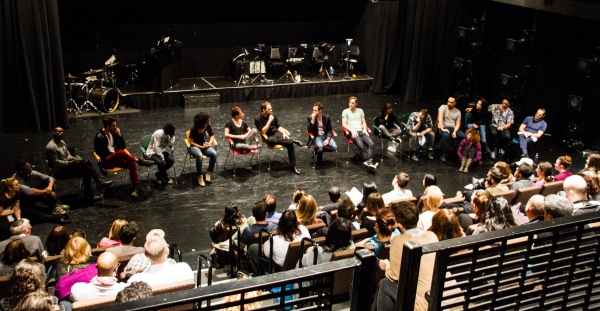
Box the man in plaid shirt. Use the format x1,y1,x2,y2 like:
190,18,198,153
488,99,514,159
406,109,435,161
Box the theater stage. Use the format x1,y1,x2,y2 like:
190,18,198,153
0,93,583,273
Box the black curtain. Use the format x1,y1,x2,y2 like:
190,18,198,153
356,0,464,103
0,0,67,132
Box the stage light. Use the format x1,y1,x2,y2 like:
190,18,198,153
501,74,518,85
453,57,471,70
576,57,598,75
568,95,583,111
458,27,468,38
505,38,524,53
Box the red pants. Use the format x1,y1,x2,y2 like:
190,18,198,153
103,150,139,185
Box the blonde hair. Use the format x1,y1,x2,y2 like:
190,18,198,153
222,273,262,311
108,219,128,240
0,177,16,193
61,237,91,265
296,194,318,226
423,186,443,212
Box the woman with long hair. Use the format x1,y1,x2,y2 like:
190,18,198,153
98,219,128,248
471,196,516,235
53,237,93,282
356,208,399,256
296,194,321,226
460,190,492,233
264,210,311,269
457,128,482,173
553,155,573,182
224,106,260,151
188,111,217,187
302,218,355,266
494,161,515,186
418,186,444,230
375,103,402,145
579,173,600,201
1,259,46,310
359,193,385,237
0,178,21,240
535,161,554,187
288,188,306,210
44,225,70,257
428,209,464,241
0,240,36,276
357,182,378,211
583,154,600,176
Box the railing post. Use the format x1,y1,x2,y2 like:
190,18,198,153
350,248,376,311
395,241,423,311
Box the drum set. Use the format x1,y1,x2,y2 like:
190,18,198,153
65,61,121,115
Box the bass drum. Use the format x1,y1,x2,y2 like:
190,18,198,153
89,88,120,113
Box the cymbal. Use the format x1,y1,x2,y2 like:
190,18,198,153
65,74,78,80
105,62,120,67
82,68,103,75
86,76,98,81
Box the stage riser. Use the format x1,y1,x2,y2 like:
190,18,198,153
184,93,220,108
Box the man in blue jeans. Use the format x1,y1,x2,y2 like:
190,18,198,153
307,102,337,165
342,96,377,169
517,108,547,158
146,123,176,185
437,96,466,162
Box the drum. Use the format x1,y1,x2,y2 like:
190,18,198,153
65,82,85,99
89,88,120,113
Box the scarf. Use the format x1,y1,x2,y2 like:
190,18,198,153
89,276,118,286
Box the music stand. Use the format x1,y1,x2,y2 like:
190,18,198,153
233,48,250,86
340,42,360,80
250,44,268,84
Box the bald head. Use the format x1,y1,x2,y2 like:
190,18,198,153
525,195,545,220
96,251,119,277
563,175,588,203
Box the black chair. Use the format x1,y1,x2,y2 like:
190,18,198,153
312,46,331,80
269,46,285,75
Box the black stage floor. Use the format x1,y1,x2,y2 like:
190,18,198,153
0,93,587,271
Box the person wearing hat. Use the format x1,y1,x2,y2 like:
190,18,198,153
484,167,509,197
510,160,535,191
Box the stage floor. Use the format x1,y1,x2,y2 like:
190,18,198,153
0,93,583,271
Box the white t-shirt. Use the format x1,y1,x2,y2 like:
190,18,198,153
264,225,311,267
70,281,128,302
342,108,365,132
382,189,413,205
127,262,194,287
419,211,437,231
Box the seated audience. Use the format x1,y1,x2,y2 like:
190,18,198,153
115,281,153,303
428,209,464,241
263,194,281,223
356,208,400,256
127,230,193,286
320,187,342,213
460,190,491,234
121,229,177,279
470,197,516,235
564,175,600,215
98,219,128,248
494,161,515,186
209,203,247,245
457,128,482,173
415,174,437,212
314,198,359,238
381,172,412,205
13,160,70,216
484,167,509,197
0,239,44,277
357,182,378,211
288,188,306,210
375,201,438,310
13,289,54,311
509,161,535,191
520,195,545,225
1,259,46,311
239,201,278,251
543,194,574,221
106,221,144,257
418,186,444,231
302,218,355,266
51,237,95,282
70,252,128,302
579,173,600,201
534,161,554,187
70,228,86,240
582,153,600,176
359,193,385,237
296,194,322,226
0,178,21,240
553,155,573,182
44,225,69,257
0,219,44,261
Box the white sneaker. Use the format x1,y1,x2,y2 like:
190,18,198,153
498,148,505,155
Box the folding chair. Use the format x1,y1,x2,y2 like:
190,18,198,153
181,130,218,184
93,149,131,188
139,134,177,187
341,125,371,164
223,131,260,177
259,128,290,170
372,116,403,163
306,129,338,169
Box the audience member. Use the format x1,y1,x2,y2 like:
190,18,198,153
93,116,154,198
359,193,385,237
209,203,247,268
553,155,573,182
44,225,70,257
457,129,482,173
70,228,86,240
224,106,261,152
484,167,509,197
302,218,355,266
98,219,128,248
320,187,342,213
375,201,438,310
239,201,278,251
121,229,177,279
357,182,378,211
263,194,281,223
437,96,466,162
0,239,41,276
106,221,144,257
0,219,44,261
494,161,515,186
465,98,492,153
418,186,444,230
416,174,437,212
51,237,94,282
534,161,554,187
381,172,412,205
115,281,152,303
522,195,545,225
127,231,193,286
460,190,491,234
406,109,435,161
146,123,176,185
517,108,547,158
428,209,464,241
543,194,574,221
579,173,600,201
307,102,338,164
509,161,535,191
488,99,514,160
563,175,600,215
288,188,306,210
470,197,516,235
255,102,303,174
1,259,46,311
188,111,218,186
342,96,377,169
70,252,128,302
582,154,600,176
0,178,21,240
221,273,262,311
13,289,54,311
296,194,321,226
13,160,69,216
356,208,399,256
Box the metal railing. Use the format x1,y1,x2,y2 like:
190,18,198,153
395,212,600,311
89,249,376,311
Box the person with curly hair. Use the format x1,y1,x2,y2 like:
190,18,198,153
457,128,482,173
428,209,464,241
188,111,217,187
115,281,152,303
1,259,46,311
465,98,492,153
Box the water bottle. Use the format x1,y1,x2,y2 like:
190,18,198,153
329,66,334,75
533,153,539,168
418,148,423,159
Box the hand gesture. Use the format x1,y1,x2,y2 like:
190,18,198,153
114,126,121,136
351,130,358,138
268,115,274,122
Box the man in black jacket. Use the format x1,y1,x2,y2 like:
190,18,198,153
93,116,153,197
307,102,337,165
